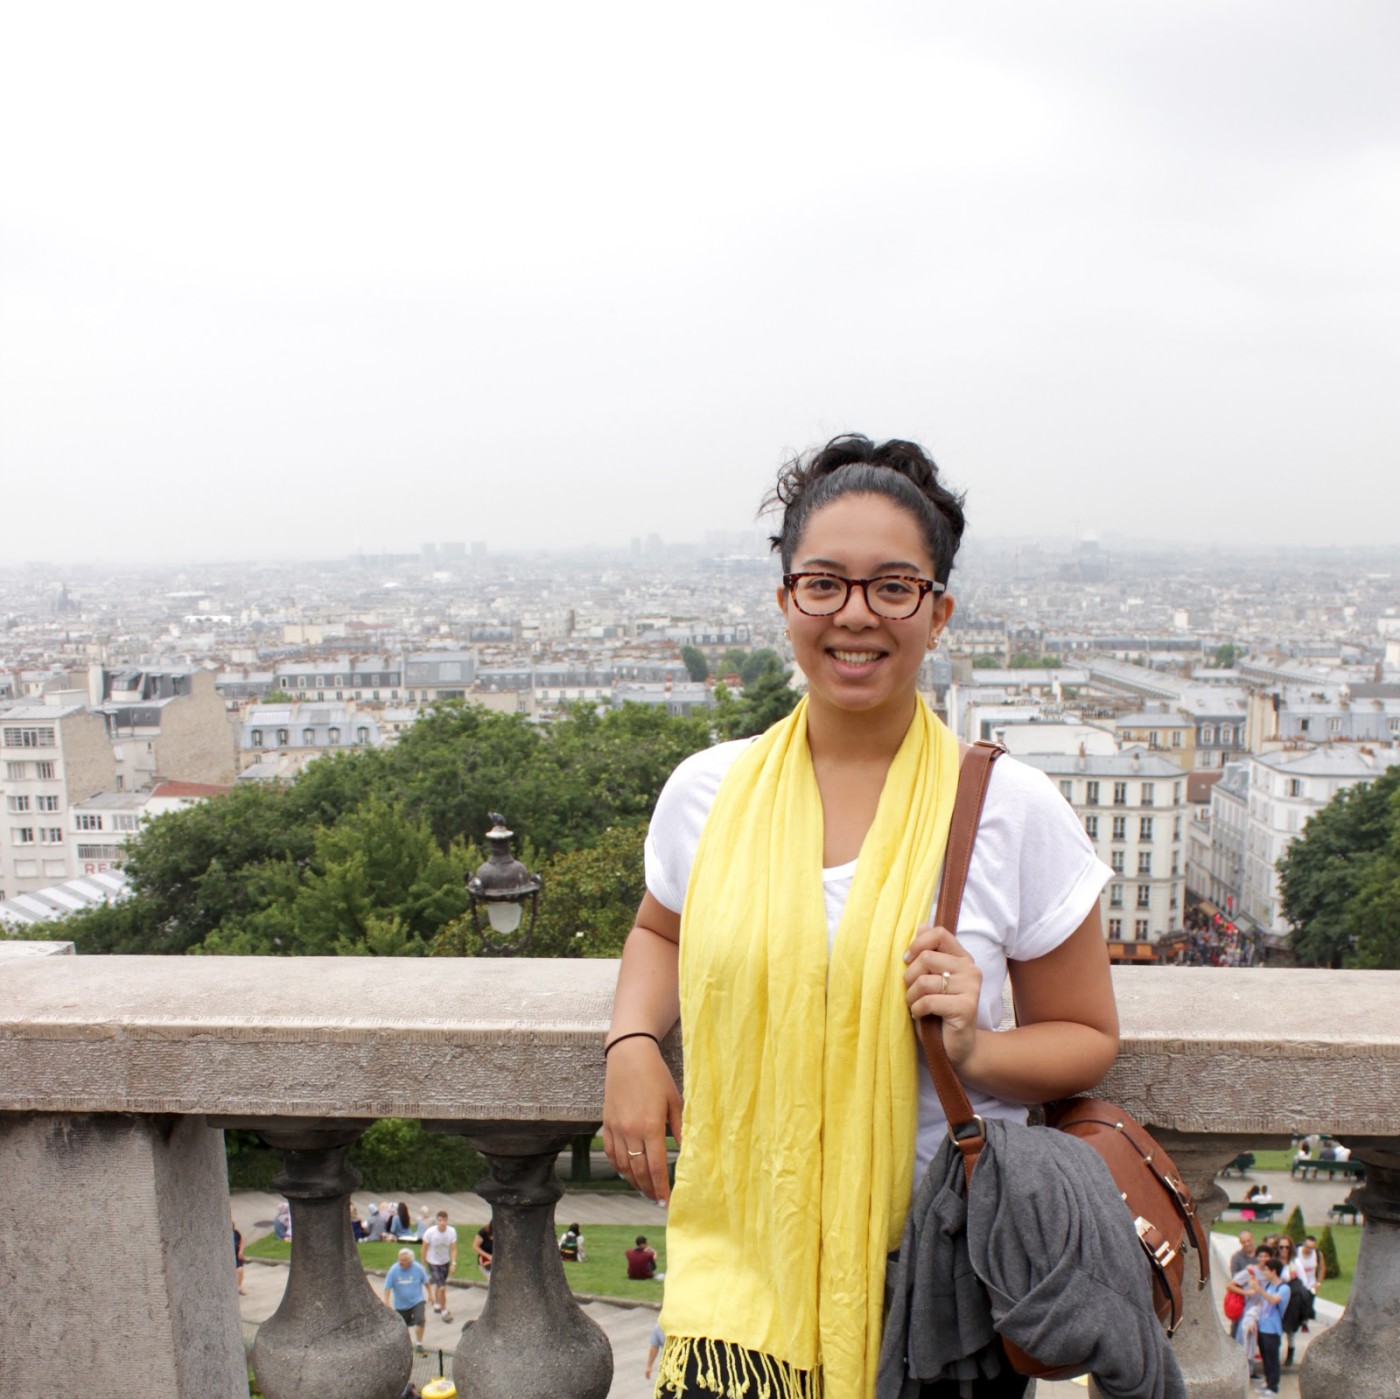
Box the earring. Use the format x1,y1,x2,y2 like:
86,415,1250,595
928,634,941,652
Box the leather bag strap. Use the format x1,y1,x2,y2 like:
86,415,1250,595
917,740,1004,1186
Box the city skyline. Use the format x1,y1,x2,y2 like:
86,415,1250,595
3,1,1398,562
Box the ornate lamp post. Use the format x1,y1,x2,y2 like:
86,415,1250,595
466,811,543,954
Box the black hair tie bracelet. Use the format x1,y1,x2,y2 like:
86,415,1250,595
603,1031,662,1057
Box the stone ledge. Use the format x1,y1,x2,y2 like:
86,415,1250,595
2,959,1398,1132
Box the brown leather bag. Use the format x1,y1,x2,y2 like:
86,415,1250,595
918,741,1210,1381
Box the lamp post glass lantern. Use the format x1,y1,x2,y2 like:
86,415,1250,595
466,812,543,952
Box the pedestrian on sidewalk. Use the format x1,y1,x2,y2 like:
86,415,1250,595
383,1247,431,1354
422,1210,458,1322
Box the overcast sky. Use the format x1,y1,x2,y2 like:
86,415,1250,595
3,1,1398,563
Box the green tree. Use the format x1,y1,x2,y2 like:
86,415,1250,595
1211,643,1240,669
1278,769,1400,967
971,656,1001,669
739,648,784,686
712,668,799,740
680,645,710,683
202,798,475,956
717,647,748,679
1283,1205,1307,1247
1317,1225,1343,1280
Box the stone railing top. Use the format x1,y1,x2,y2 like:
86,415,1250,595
0,939,74,957
2,959,1398,1135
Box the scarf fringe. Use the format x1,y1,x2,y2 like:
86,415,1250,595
656,1336,823,1399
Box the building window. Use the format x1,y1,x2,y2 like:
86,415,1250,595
1201,726,1214,744
2,726,56,748
75,814,103,831
6,796,30,813
303,728,316,745
1109,884,1123,908
113,814,140,831
1059,780,1073,801
1171,852,1180,876
1328,717,1342,734
1134,919,1150,940
1171,731,1182,748
77,843,122,861
1113,782,1127,806
1288,778,1303,798
1136,884,1151,909
1112,815,1127,841
1111,850,1125,874
36,795,60,812
252,730,264,748
1174,816,1182,841
1137,851,1152,875
36,761,55,779
12,827,35,845
1141,782,1155,806
1173,782,1182,803
40,828,63,844
1086,781,1099,806
1169,888,1179,909
1084,815,1098,840
4,762,25,780
1139,816,1153,841
335,676,344,687
297,676,307,688
328,727,341,745
277,729,290,746
1108,918,1122,939
356,727,369,744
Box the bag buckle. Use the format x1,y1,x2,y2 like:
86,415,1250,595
948,1114,985,1144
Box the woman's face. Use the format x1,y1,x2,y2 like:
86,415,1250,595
777,492,951,723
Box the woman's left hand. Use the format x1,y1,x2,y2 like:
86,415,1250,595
904,922,982,1069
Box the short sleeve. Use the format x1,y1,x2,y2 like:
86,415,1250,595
643,740,750,913
958,756,1112,965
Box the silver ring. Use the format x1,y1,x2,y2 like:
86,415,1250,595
940,971,951,995
627,1149,645,1157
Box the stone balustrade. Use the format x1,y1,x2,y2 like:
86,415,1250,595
1,950,1398,1399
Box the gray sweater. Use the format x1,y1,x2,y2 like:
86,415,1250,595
877,1118,1187,1399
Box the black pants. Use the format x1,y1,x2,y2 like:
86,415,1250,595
921,1368,1030,1398
1257,1332,1281,1392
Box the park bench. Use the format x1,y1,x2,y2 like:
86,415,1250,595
1221,1199,1285,1222
1329,1201,1361,1224
1291,1156,1366,1181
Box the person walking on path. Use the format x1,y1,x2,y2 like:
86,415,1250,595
421,1210,458,1322
383,1247,431,1354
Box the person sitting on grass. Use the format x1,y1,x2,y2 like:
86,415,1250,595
382,1247,431,1356
558,1222,586,1262
626,1235,658,1280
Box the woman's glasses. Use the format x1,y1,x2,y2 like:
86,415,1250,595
783,572,944,619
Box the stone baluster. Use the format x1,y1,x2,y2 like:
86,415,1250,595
249,1121,411,1399
1300,1138,1400,1399
447,1126,613,1399
1089,1132,1258,1399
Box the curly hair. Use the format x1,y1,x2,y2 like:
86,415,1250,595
763,433,967,585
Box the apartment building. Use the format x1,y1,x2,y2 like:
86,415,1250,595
1018,747,1187,961
68,780,229,877
94,669,236,790
0,703,117,899
237,702,380,772
270,655,403,703
1238,745,1400,933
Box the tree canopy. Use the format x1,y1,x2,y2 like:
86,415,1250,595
1278,765,1400,968
43,700,715,959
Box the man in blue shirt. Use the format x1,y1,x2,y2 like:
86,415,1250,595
1251,1255,1289,1396
382,1246,431,1353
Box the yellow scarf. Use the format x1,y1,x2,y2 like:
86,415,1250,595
658,697,960,1399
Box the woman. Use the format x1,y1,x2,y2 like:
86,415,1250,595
602,434,1119,1399
473,1222,494,1278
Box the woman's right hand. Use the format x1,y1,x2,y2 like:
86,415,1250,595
602,1036,683,1203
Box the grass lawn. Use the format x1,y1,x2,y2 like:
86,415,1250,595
247,1223,668,1304
1211,1219,1357,1306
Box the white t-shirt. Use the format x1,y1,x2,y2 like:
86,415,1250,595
645,739,1112,1181
422,1224,458,1265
